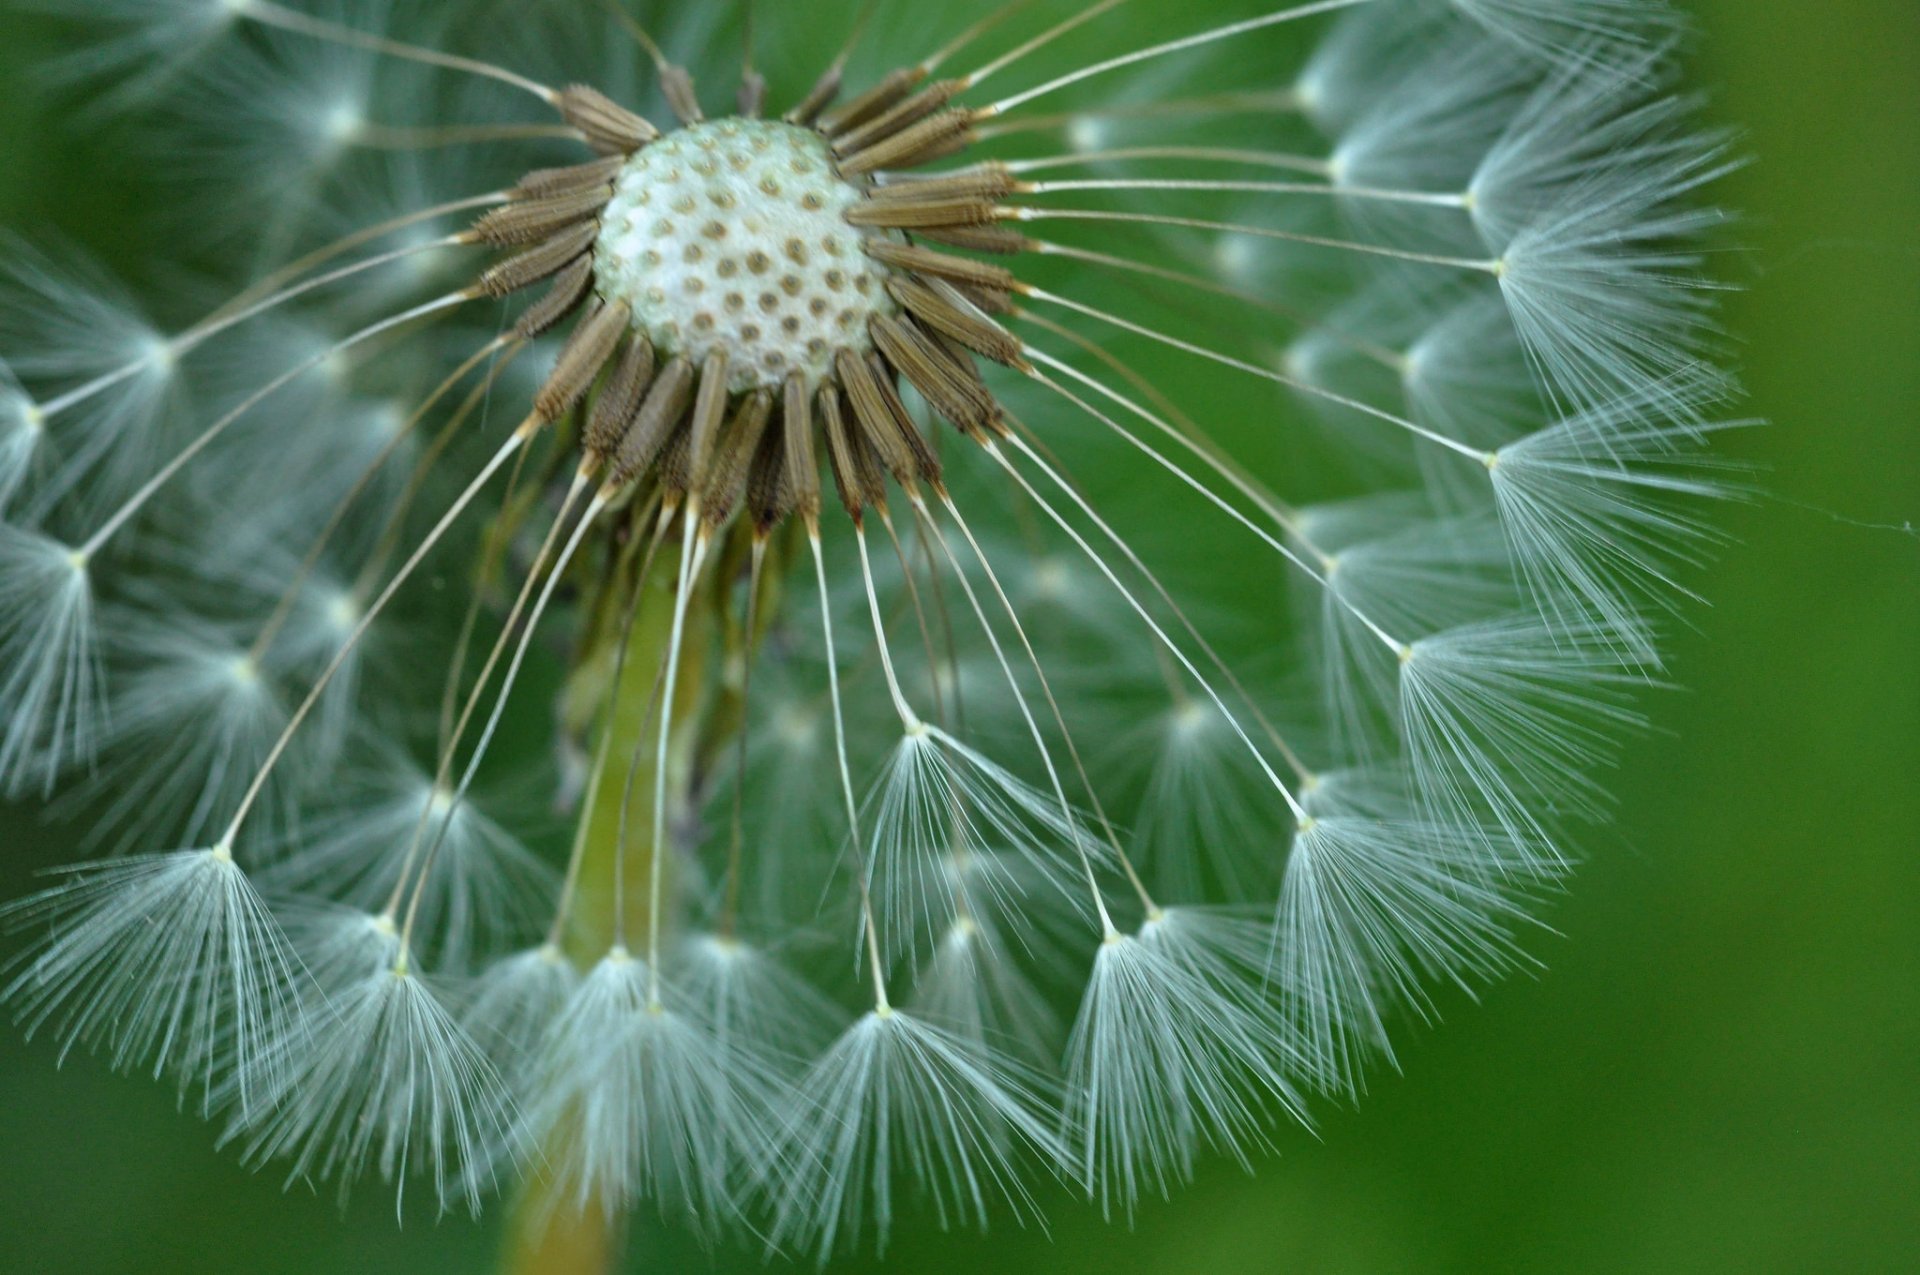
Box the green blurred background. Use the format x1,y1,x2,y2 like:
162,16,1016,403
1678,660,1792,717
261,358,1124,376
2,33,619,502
0,1,1913,1271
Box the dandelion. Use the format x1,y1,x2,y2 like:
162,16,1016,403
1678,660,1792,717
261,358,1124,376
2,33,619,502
1067,917,1307,1217
510,945,775,1228
233,955,518,1216
770,1005,1069,1261
1,0,1740,1265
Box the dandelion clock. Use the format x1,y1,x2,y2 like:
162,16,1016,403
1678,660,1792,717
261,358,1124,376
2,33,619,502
0,0,1746,1269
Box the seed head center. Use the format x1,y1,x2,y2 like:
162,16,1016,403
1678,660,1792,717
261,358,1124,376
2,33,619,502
594,119,894,392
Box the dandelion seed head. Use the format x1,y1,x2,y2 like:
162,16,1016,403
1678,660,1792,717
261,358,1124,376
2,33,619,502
321,99,366,147
465,943,578,1068
322,586,360,634
1212,231,1265,280
515,949,767,1225
1067,926,1301,1218
0,385,45,509
237,967,516,1216
596,120,893,392
1,848,301,1114
1066,116,1109,154
0,0,1747,1252
1026,555,1071,600
770,1008,1067,1260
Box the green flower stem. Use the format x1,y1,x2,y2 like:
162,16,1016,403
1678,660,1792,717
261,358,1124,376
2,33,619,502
500,518,717,1275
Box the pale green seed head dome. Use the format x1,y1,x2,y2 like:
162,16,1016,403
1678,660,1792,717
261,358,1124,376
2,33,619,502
594,119,896,393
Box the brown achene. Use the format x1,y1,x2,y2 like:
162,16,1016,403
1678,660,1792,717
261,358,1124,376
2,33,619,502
477,62,1045,542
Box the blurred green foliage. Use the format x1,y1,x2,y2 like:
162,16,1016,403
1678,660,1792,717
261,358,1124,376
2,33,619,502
0,1,1913,1271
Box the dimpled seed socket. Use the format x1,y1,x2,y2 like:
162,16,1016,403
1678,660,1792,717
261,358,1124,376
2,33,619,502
594,119,899,393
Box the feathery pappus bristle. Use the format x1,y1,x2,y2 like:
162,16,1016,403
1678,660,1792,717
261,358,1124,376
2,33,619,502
0,0,1744,1255
234,963,519,1216
770,1007,1069,1260
511,947,776,1228
0,847,301,1115
1066,923,1306,1218
0,524,103,796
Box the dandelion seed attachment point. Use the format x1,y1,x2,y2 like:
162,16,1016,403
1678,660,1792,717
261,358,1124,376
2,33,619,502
596,120,892,392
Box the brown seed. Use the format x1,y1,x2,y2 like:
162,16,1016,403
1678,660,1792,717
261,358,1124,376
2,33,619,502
536,301,631,422
865,351,944,482
819,384,888,519
785,62,845,128
870,314,995,434
513,155,625,200
477,221,601,298
820,66,926,137
584,335,657,458
738,69,768,120
611,355,695,484
951,280,1015,314
746,407,794,533
863,240,1018,293
836,349,939,486
784,375,822,521
700,389,774,526
556,84,660,155
685,351,732,479
656,420,694,496
844,195,999,231
887,276,1026,367
914,224,1034,255
472,184,612,247
512,256,596,339
831,79,963,157
661,66,704,127
839,110,976,176
862,165,1019,207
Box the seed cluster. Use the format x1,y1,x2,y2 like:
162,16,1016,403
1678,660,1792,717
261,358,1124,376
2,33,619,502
0,0,1739,1257
460,76,1033,532
595,121,892,392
